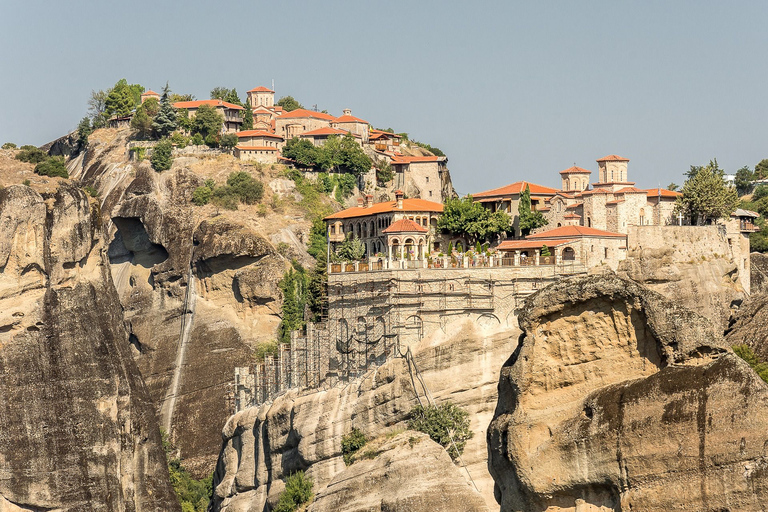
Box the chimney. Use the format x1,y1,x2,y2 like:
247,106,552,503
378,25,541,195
343,108,351,116
365,194,373,208
357,197,364,207
395,190,404,209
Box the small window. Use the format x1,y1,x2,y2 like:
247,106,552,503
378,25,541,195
604,248,608,258
426,176,429,183
429,191,433,197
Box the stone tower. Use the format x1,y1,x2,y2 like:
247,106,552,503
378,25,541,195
247,86,275,108
596,154,630,184
559,166,592,192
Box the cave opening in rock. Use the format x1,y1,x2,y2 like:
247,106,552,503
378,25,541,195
108,217,169,269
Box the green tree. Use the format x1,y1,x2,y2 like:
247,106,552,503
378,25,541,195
282,137,320,167
667,183,679,191
220,133,239,149
191,104,223,139
2,142,16,149
278,264,308,344
438,196,511,244
540,244,551,257
226,171,264,204
76,117,92,151
755,159,768,180
276,96,303,112
341,428,367,465
104,79,142,117
224,88,242,106
35,157,68,178
210,87,233,100
336,234,366,261
273,471,313,512
142,97,160,117
87,89,110,128
151,138,173,171
152,84,177,139
407,402,473,460
734,166,755,196
338,133,371,175
15,146,47,163
241,106,254,131
676,160,739,225
518,185,548,236
130,105,153,140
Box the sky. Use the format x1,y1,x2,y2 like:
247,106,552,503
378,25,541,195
1,1,766,195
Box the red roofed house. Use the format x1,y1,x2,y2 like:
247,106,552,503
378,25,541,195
299,127,361,147
173,99,245,133
472,181,559,237
275,109,337,140
236,130,283,149
331,109,370,143
324,190,444,266
367,129,401,152
141,90,160,104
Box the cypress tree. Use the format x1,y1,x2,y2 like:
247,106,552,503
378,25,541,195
152,83,177,139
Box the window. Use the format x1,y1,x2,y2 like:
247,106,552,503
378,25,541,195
604,247,608,258
426,176,429,183
429,191,432,197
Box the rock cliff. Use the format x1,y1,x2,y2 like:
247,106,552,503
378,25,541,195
209,319,517,511
0,183,179,511
725,292,768,360
752,251,768,294
488,274,768,511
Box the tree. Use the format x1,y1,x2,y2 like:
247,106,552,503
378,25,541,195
131,105,153,140
220,133,239,149
438,196,512,244
142,97,160,117
407,402,473,460
226,171,264,204
151,138,173,171
210,87,233,100
278,265,308,344
169,93,194,103
104,79,142,118
667,183,679,191
276,96,303,112
338,133,371,175
336,234,366,261
152,83,177,139
676,159,738,225
224,88,242,106
518,185,548,236
191,104,223,139
540,245,551,257
241,106,254,131
76,117,92,151
282,137,320,167
734,166,755,196
87,89,109,128
755,159,768,180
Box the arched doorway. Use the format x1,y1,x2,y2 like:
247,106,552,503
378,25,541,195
562,246,576,261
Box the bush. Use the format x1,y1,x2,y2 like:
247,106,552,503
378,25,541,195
211,187,239,210
83,185,99,197
226,171,264,204
407,402,473,460
273,471,313,512
733,344,768,383
254,340,278,362
220,133,239,149
754,185,768,201
192,186,213,206
190,133,204,146
151,139,173,171
170,132,189,149
341,428,367,465
162,429,212,512
204,134,219,148
34,156,68,178
15,146,48,164
541,245,551,257
2,142,16,149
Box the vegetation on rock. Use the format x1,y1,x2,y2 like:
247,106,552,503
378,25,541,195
341,427,368,465
151,138,173,171
274,471,313,512
15,145,48,164
1,142,16,149
676,159,738,225
733,344,768,383
407,402,473,460
34,156,68,178
162,429,212,512
282,134,371,175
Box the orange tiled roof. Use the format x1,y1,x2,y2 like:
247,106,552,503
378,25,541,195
324,198,443,220
142,90,160,96
581,188,611,195
606,199,625,205
473,181,559,198
278,109,336,121
644,188,682,198
563,213,581,219
173,99,244,110
237,130,283,139
370,129,401,138
596,154,629,162
301,127,354,137
390,155,442,164
566,202,583,210
616,187,645,194
235,145,278,151
497,239,575,251
382,218,428,233
538,206,551,211
247,86,274,93
334,114,369,125
559,166,591,175
527,225,625,238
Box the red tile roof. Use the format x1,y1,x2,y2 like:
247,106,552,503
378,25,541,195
390,155,442,164
616,187,645,194
563,213,581,219
538,206,551,211
382,218,428,233
324,198,443,220
559,166,591,175
527,225,625,238
581,188,611,195
369,129,401,139
644,188,682,198
248,86,274,93
142,90,160,96
237,130,283,139
173,99,245,110
597,154,629,162
301,127,354,137
566,202,583,210
473,181,559,198
235,145,278,151
278,109,336,121
497,239,575,251
334,114,369,125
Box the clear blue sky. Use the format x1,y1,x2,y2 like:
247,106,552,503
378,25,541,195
1,1,766,195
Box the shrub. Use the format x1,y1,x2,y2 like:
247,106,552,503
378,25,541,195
15,146,48,164
273,471,313,512
162,429,212,512
151,139,173,171
211,187,239,210
192,186,213,206
83,185,99,197
22,179,30,186
2,142,16,149
226,171,264,204
220,133,239,149
407,402,473,460
541,245,551,257
341,428,367,465
190,133,204,146
204,134,219,148
34,157,68,178
733,344,768,383
754,185,768,201
170,132,189,148
254,340,278,362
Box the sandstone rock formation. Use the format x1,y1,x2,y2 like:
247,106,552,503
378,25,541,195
725,292,768,360
308,432,489,512
488,274,768,512
210,319,517,511
0,183,179,511
752,251,768,295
